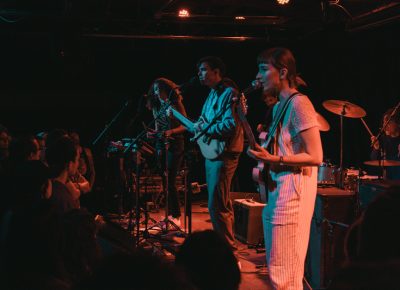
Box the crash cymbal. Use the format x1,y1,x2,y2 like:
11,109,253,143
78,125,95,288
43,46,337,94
316,112,330,132
323,100,366,118
364,160,400,167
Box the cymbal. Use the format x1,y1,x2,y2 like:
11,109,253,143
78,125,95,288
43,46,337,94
323,100,366,118
364,160,400,167
316,112,330,132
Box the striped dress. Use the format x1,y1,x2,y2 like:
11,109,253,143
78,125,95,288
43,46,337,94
264,94,319,290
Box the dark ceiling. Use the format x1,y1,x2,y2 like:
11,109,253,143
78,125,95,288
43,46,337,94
1,0,400,41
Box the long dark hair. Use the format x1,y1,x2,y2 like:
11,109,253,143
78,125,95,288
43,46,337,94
257,47,307,88
146,77,182,110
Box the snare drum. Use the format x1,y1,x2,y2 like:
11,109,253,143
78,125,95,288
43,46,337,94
318,163,337,185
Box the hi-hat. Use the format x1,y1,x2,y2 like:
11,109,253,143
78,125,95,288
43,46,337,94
316,112,330,131
323,100,366,118
364,160,400,167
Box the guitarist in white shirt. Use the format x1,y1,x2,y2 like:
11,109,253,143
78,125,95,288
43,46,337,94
247,48,322,290
193,56,244,251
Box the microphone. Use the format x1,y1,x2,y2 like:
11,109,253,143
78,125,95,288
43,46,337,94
173,76,199,91
242,79,262,95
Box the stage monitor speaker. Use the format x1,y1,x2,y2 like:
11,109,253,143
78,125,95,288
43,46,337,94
233,199,265,245
305,187,356,290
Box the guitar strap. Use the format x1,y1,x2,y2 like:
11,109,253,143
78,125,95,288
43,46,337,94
265,92,300,151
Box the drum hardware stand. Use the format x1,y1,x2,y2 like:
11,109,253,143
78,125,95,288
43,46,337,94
338,106,346,188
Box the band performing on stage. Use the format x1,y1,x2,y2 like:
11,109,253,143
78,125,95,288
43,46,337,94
2,45,400,290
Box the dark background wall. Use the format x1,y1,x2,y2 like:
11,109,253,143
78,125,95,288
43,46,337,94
1,22,399,191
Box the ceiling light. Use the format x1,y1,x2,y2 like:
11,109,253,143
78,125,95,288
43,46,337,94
277,0,290,5
178,9,190,18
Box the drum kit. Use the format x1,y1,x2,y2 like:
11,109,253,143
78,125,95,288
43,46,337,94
314,99,400,189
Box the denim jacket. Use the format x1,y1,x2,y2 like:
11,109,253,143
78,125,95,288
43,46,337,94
199,85,244,153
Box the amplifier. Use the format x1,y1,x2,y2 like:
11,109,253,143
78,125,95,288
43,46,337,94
306,187,356,289
233,199,265,245
230,192,262,203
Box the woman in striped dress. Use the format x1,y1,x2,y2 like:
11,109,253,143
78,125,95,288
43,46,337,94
247,47,323,290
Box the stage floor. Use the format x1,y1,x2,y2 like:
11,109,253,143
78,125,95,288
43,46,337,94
111,199,272,290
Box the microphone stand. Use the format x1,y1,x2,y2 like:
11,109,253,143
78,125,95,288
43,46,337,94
91,98,131,218
122,102,171,246
92,99,131,146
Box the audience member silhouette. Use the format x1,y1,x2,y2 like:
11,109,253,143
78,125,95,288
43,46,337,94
61,209,101,285
6,160,52,210
76,251,193,290
331,186,400,289
357,185,400,261
175,229,241,290
328,259,400,290
36,131,48,163
0,124,10,181
0,124,10,164
3,200,69,290
69,131,96,192
8,134,41,163
46,135,80,213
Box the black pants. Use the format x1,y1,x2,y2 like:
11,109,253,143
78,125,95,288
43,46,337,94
157,137,184,218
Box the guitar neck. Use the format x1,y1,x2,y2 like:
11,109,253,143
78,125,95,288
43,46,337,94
236,94,257,149
169,107,195,133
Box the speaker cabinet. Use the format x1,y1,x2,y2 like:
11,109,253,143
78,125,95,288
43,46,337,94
306,187,356,289
233,199,265,245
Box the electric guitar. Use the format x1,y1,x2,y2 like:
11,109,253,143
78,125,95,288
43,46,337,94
235,82,269,203
162,100,225,160
250,92,299,203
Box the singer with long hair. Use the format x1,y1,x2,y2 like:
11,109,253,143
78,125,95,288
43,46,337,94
146,77,187,225
247,47,322,290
